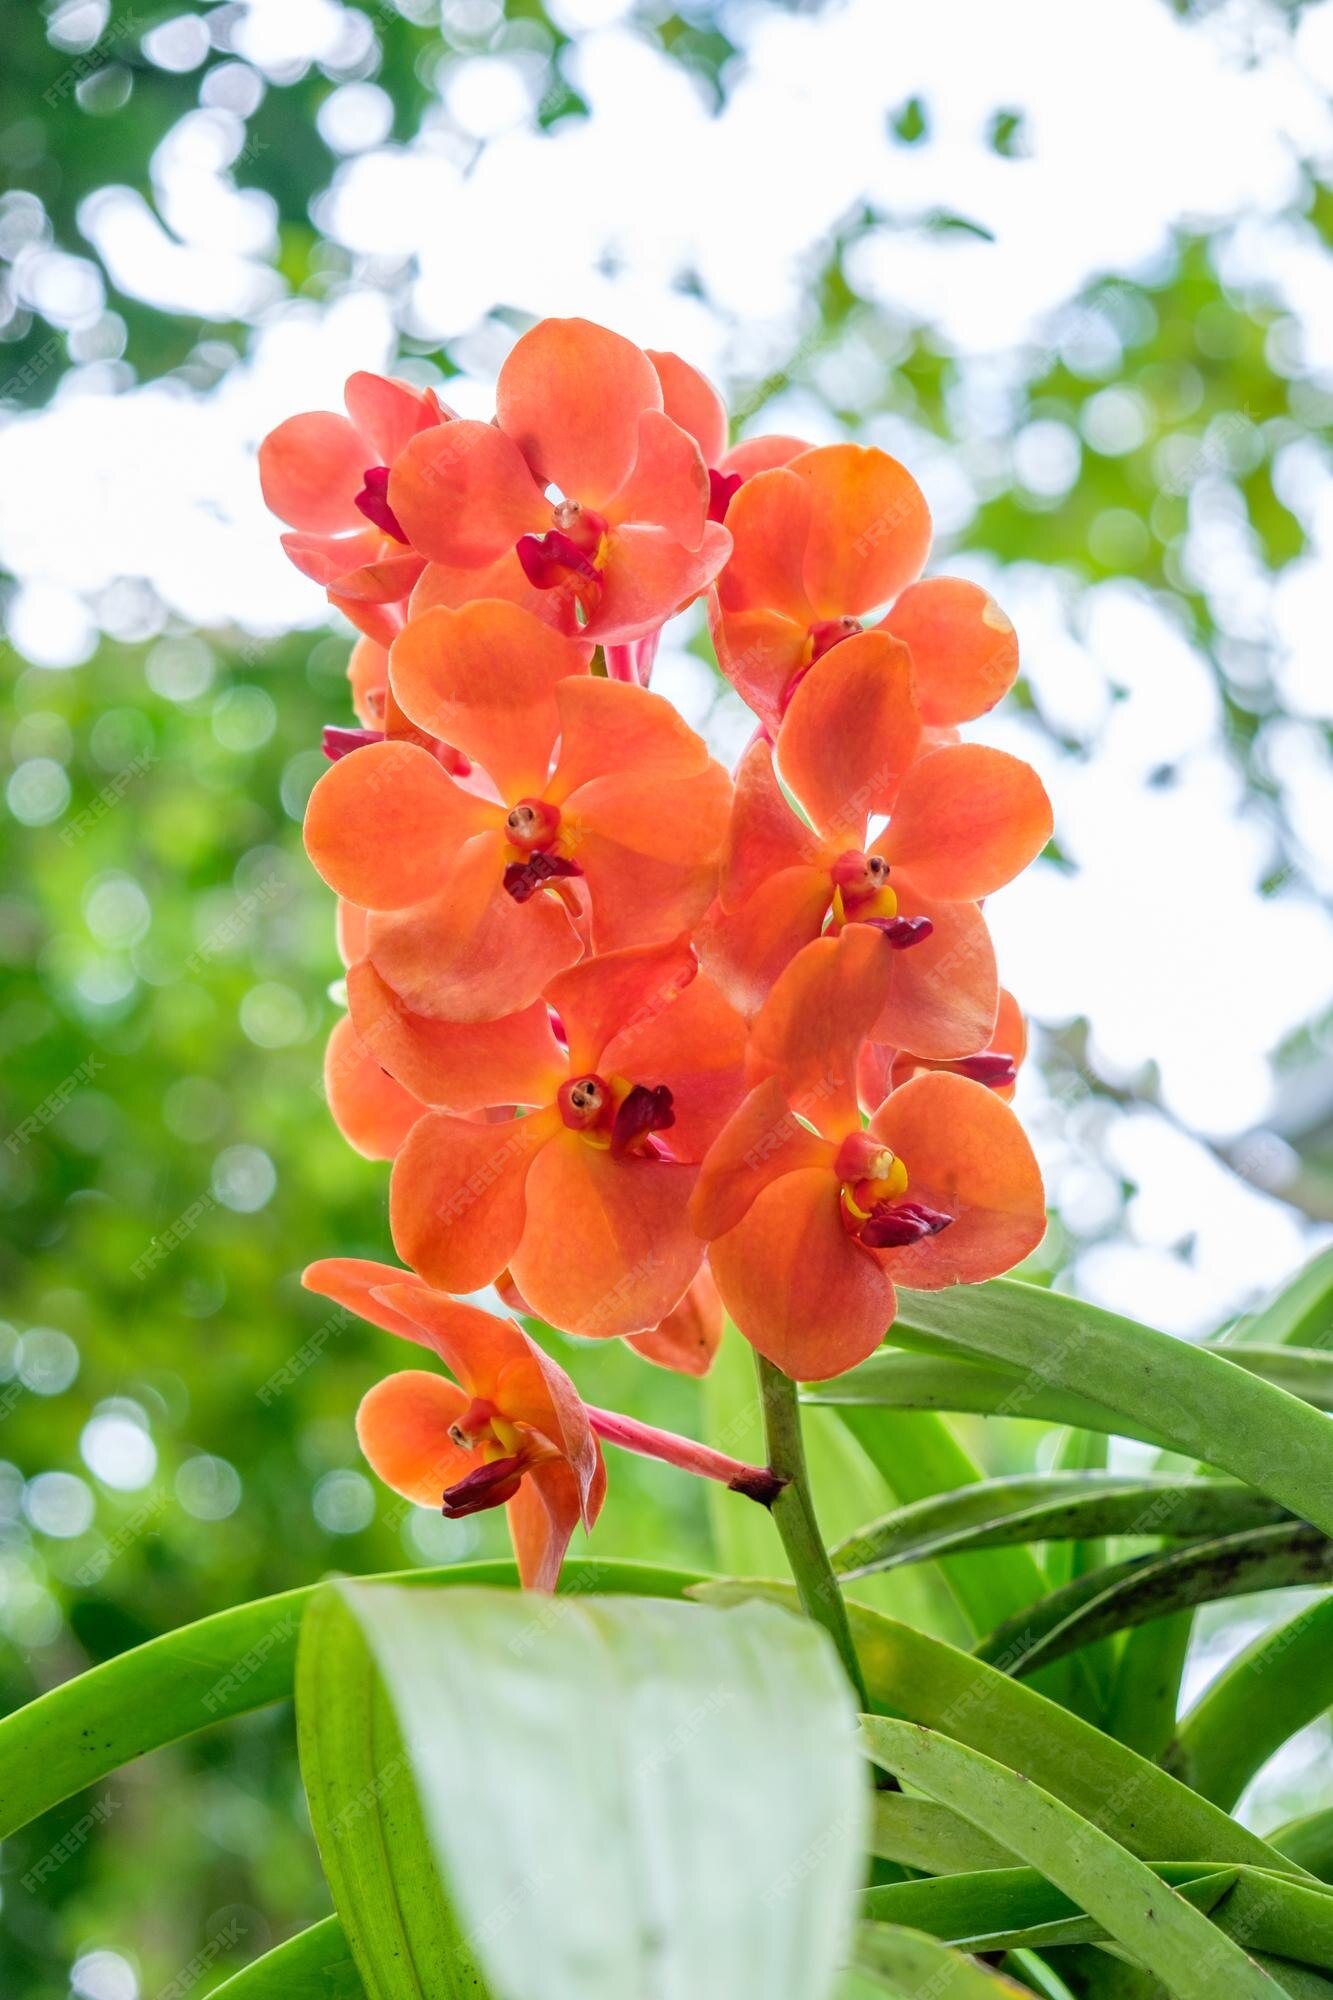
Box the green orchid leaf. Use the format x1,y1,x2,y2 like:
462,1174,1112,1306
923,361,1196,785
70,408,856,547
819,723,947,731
851,1919,1036,1994
208,1916,363,1998
862,1862,1239,1954
869,1793,1015,1875
296,1587,491,1998
976,1524,1333,1677
1165,1597,1333,1808
340,1584,868,2000
819,1281,1333,1535
831,1474,1289,1578
861,1722,1278,1998
0,1558,701,1843
692,1581,1307,1876
1271,1811,1333,1885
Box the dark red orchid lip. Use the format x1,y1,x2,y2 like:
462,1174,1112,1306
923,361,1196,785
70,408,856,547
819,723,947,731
610,1083,675,1159
503,851,584,904
516,528,603,594
354,465,409,543
867,915,934,951
859,1199,953,1249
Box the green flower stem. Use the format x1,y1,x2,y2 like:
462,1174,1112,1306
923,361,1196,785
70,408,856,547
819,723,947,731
755,1352,868,1708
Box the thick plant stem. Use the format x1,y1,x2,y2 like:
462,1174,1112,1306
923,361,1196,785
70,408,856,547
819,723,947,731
755,1352,868,1708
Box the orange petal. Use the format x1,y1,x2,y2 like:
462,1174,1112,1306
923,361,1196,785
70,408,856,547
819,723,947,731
327,590,403,650
366,831,582,1022
721,434,810,480
511,1129,701,1338
711,607,810,733
869,1072,1046,1288
789,444,932,619
347,958,565,1112
347,637,388,730
337,899,370,966
776,628,921,842
603,967,747,1163
389,602,587,798
507,1457,600,1592
357,1369,475,1504
709,1168,895,1381
647,350,729,468
409,546,581,631
548,675,710,801
496,317,662,507
304,741,493,910
721,739,828,910
565,762,731,953
587,520,731,646
625,1266,723,1377
324,1013,423,1160
302,1255,436,1345
697,867,830,1019
747,926,893,1131
343,371,442,465
390,1106,556,1294
715,465,813,621
388,419,546,567
689,1075,833,1241
281,527,409,592
606,410,709,550
881,745,1053,901
869,890,998,1062
993,987,1028,1069
883,577,1019,727
546,936,697,1076
259,410,365,533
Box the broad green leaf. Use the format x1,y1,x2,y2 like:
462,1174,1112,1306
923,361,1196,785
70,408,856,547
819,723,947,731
1225,1248,1333,1350
693,1581,1306,1875
1272,1811,1333,1884
297,1588,490,1998
977,1524,1333,1677
831,1475,1288,1577
861,1863,1239,1953
852,1920,1035,1995
1165,1597,1333,1808
0,1557,700,1843
208,1916,363,1998
838,1282,1333,1535
870,1794,1015,1875
342,1584,868,2000
861,1722,1279,1999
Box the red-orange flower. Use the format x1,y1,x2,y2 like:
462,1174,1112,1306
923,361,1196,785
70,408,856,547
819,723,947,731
388,319,732,644
702,644,1050,1055
304,600,730,1022
692,1065,1046,1381
260,372,450,640
860,986,1028,1108
711,441,1019,735
389,939,746,1338
323,1012,425,1160
304,1258,604,1590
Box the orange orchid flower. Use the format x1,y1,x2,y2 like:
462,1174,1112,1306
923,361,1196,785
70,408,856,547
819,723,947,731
711,440,1019,735
323,633,472,777
387,319,732,645
692,1059,1046,1382
323,1012,425,1161
259,372,450,638
388,938,747,1339
304,600,730,1023
303,1258,605,1590
860,987,1029,1108
702,642,1051,1056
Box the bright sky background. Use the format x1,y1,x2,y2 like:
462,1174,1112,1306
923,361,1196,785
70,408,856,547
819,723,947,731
2,0,1331,1351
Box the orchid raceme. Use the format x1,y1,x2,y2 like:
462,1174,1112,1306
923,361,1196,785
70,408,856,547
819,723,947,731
263,311,1054,1588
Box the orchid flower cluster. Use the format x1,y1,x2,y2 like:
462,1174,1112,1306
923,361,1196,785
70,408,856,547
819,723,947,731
260,317,1052,1592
